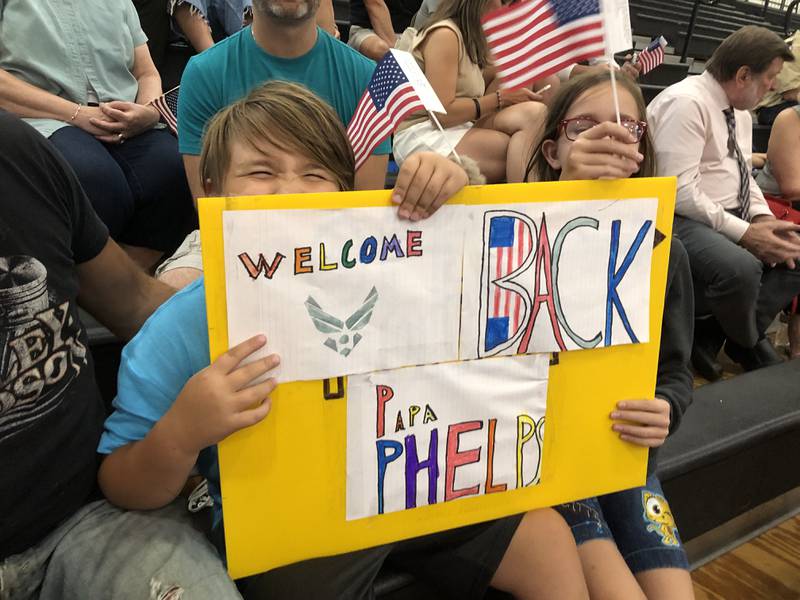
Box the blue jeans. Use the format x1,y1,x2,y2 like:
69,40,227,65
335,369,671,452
49,126,195,253
555,475,689,574
170,0,252,39
0,500,240,600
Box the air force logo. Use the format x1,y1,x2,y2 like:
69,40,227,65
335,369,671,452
304,287,379,357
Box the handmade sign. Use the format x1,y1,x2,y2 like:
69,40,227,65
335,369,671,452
222,200,656,381
200,179,677,579
223,206,465,381
346,355,548,520
461,199,657,358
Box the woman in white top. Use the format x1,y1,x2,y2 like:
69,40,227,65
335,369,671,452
755,104,800,358
393,0,549,182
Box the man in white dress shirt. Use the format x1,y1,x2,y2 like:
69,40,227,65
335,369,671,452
648,26,800,379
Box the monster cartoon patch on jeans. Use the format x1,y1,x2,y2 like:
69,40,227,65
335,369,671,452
642,491,679,546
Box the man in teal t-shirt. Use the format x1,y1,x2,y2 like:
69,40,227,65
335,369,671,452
178,0,391,197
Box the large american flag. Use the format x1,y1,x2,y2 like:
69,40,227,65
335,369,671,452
149,86,179,135
482,0,605,90
485,215,533,352
637,36,667,75
347,52,425,170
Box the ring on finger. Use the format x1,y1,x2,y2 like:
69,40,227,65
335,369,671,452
118,132,126,144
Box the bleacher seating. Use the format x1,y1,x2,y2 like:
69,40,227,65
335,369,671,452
630,0,800,59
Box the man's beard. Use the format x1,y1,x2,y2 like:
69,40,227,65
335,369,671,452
253,0,319,21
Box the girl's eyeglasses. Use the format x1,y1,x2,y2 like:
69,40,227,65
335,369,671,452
558,118,648,143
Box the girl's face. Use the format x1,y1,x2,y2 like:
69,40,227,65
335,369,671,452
219,137,341,196
542,82,644,171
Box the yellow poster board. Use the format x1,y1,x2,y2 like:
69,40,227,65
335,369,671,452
200,178,676,579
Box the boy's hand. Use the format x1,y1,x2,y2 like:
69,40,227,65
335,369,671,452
165,335,280,455
392,152,469,221
610,398,671,448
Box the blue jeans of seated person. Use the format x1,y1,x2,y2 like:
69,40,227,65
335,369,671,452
555,475,689,573
170,0,252,40
0,499,240,600
49,126,196,253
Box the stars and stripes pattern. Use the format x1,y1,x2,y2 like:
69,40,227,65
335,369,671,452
149,86,179,135
482,0,605,90
637,36,667,75
485,216,533,351
347,52,426,170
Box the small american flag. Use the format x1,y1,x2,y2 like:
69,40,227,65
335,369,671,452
150,86,179,135
346,52,426,170
485,215,533,352
636,36,667,75
482,0,605,90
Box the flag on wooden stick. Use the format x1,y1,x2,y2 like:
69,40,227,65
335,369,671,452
347,50,446,170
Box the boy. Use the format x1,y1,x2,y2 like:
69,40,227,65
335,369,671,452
98,81,589,599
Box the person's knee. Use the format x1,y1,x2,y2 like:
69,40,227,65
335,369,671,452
519,507,573,542
358,35,391,61
51,132,133,232
518,100,547,125
136,133,191,192
712,251,762,296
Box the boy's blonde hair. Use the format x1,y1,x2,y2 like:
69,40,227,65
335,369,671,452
200,81,356,194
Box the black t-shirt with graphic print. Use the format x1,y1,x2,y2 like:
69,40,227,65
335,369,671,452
0,112,109,559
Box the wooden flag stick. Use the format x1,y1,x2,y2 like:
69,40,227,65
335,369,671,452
608,59,623,126
428,111,463,164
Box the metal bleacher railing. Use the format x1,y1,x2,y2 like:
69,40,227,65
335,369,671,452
681,0,722,62
785,0,800,34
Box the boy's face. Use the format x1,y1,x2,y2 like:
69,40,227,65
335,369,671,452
219,138,340,197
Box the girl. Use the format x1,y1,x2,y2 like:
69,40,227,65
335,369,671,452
393,0,551,183
512,71,696,600
98,80,591,600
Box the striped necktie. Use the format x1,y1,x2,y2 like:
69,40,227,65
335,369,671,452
723,107,751,220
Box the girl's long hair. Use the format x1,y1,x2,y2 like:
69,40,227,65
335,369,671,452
422,0,494,68
524,71,656,182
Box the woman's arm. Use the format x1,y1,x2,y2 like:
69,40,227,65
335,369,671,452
421,28,494,127
132,44,163,106
766,107,800,201
87,44,162,142
421,28,540,128
0,69,114,136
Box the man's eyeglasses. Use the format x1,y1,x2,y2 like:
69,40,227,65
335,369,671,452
558,118,648,143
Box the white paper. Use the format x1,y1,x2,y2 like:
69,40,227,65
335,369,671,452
223,206,465,382
602,0,633,55
346,355,549,520
391,49,447,114
460,199,658,359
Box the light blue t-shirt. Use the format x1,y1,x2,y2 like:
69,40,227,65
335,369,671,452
97,278,224,524
177,26,391,157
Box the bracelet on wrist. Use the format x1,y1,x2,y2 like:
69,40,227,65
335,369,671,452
496,90,502,111
70,104,82,121
472,97,481,120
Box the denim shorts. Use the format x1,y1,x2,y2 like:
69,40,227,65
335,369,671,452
555,474,689,574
